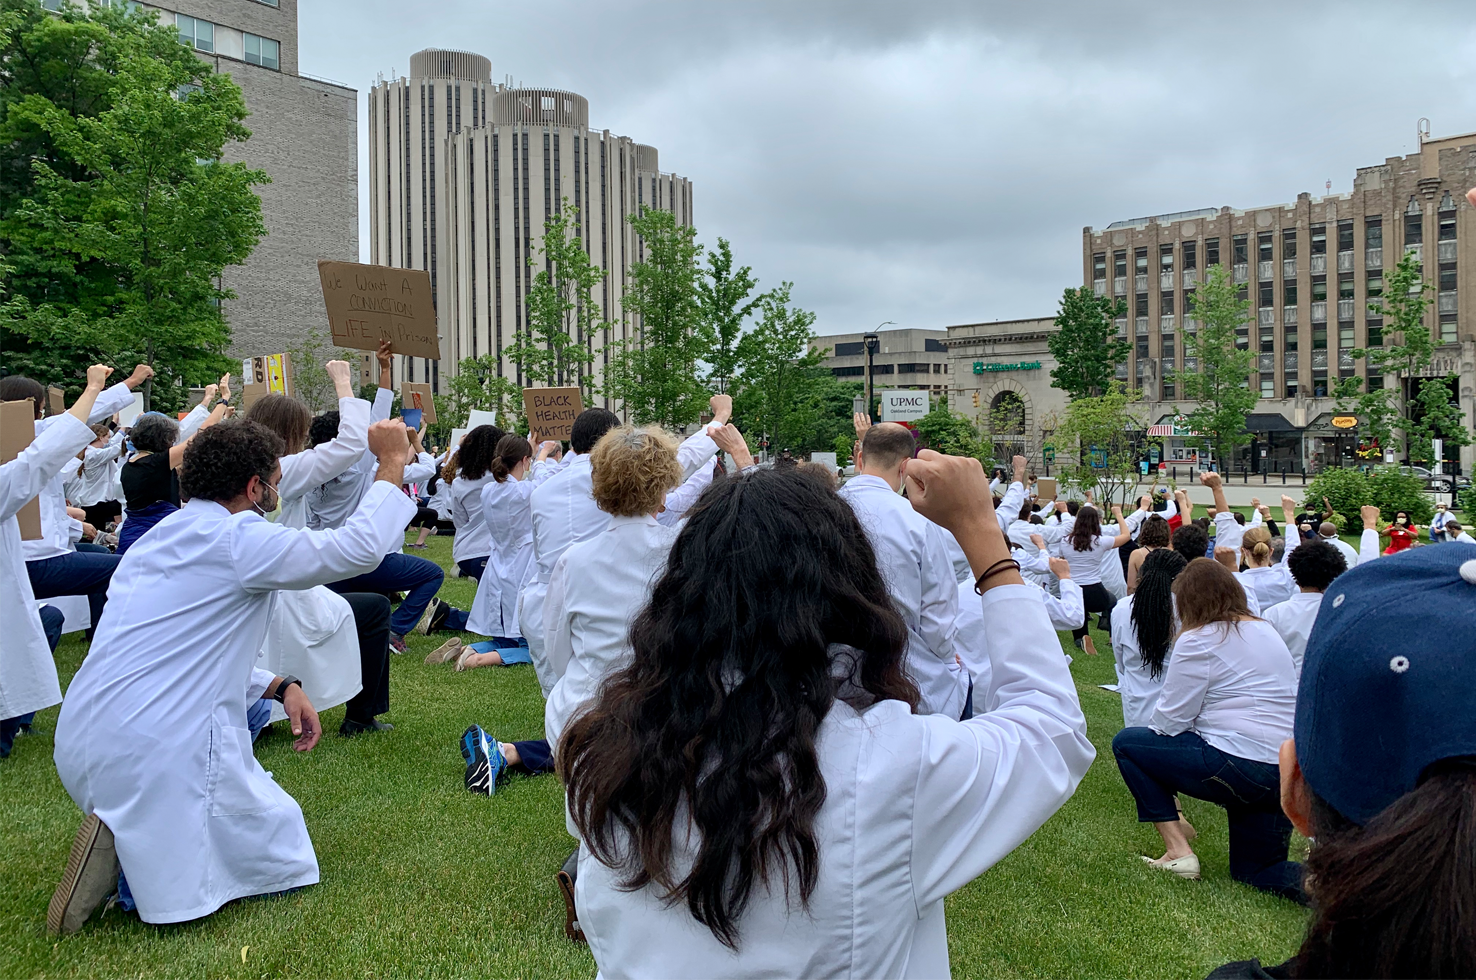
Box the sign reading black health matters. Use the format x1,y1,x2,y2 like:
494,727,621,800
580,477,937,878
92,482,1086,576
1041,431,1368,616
523,387,584,442
318,260,441,361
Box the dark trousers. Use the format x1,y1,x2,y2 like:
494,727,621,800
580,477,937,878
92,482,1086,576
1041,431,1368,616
510,739,554,774
410,507,440,529
327,551,465,637
457,556,487,582
26,549,121,640
82,501,121,529
342,593,392,722
1112,727,1303,901
1073,581,1115,643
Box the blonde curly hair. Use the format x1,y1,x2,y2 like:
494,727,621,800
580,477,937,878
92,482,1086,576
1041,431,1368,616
590,425,683,517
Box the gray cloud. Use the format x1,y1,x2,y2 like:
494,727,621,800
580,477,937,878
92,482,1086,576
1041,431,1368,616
297,0,1476,334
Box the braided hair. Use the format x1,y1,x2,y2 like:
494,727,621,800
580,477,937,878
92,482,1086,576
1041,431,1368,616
1130,547,1189,680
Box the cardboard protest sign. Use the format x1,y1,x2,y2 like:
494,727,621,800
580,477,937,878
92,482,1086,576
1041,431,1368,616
118,392,145,426
241,354,292,395
47,387,66,416
0,400,43,540
1035,477,1057,502
522,387,583,442
402,382,436,424
242,383,269,408
466,409,498,431
318,260,440,360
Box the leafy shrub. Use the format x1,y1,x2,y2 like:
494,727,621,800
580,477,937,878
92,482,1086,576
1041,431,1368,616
1459,485,1476,515
1367,469,1434,525
1305,468,1371,534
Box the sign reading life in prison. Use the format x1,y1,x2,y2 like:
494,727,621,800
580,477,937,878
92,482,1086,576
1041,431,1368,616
318,260,441,361
523,387,584,442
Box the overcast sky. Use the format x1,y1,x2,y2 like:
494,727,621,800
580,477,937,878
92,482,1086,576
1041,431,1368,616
299,1,1476,337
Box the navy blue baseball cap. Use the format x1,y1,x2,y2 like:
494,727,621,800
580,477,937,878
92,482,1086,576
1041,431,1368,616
1295,544,1476,826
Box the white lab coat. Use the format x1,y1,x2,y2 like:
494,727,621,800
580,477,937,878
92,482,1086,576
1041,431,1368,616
838,475,966,718
1108,593,1178,729
1261,591,1322,682
465,459,558,638
54,482,414,924
952,575,1082,705
575,585,1095,979
1,414,95,720
544,514,678,755
1235,525,1301,611
1321,535,1358,569
67,429,126,507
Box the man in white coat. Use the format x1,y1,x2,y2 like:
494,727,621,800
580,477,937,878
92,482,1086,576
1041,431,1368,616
48,417,416,934
0,366,114,758
838,422,967,718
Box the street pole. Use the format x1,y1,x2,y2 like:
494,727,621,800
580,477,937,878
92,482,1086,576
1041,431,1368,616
863,322,891,421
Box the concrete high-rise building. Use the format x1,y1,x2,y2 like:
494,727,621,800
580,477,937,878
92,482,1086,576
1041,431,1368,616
1083,128,1475,474
367,49,693,398
66,0,360,359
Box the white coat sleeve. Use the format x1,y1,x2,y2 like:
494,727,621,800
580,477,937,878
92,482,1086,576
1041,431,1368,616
1046,578,1085,631
276,396,371,501
233,481,416,592
175,404,210,443
995,480,1025,531
674,427,719,480
1214,511,1245,553
907,586,1093,908
1149,632,1211,737
0,414,94,520
402,452,437,485
1359,529,1381,565
246,667,277,702
88,382,138,425
657,463,715,527
371,387,394,424
1160,499,1178,521
917,524,960,665
543,551,576,684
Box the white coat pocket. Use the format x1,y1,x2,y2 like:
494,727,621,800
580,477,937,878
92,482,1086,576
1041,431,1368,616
207,724,279,816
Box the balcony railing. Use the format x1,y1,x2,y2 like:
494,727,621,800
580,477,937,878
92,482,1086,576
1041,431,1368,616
1337,251,1354,273
1182,269,1198,286
1439,290,1458,313
1283,258,1297,279
1136,316,1149,335
1160,271,1175,289
1310,254,1327,274
1092,279,1106,296
1283,305,1299,326
1438,240,1458,262
1258,260,1274,281
1160,314,1175,332
1339,349,1355,368
1183,357,1198,372
1135,273,1149,292
1114,277,1127,296
1258,307,1275,326
1311,349,1329,369
1258,353,1275,371
1311,301,1327,322
1337,298,1356,320
1366,247,1383,270
1284,352,1298,371
1405,243,1422,263
1115,362,1129,379
1233,263,1249,283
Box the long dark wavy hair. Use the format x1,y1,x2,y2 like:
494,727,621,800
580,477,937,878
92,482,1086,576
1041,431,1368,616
558,466,916,949
1068,504,1103,552
454,424,506,481
1131,547,1188,680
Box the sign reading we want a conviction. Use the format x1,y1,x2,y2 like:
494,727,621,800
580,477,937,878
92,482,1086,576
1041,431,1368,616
318,260,441,360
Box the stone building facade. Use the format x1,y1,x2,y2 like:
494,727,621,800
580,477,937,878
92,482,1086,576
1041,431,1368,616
817,327,953,402
943,318,1066,468
367,50,693,401
1083,129,1476,474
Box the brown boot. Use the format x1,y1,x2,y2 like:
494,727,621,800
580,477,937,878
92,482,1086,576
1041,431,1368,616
556,848,586,944
48,813,121,936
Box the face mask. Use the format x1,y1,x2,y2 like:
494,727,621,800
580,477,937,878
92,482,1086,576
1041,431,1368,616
251,480,281,521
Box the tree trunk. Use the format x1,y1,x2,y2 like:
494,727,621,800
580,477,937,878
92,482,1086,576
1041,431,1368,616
143,338,154,412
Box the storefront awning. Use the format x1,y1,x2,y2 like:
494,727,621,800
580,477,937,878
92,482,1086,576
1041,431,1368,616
1244,413,1298,432
1304,412,1362,435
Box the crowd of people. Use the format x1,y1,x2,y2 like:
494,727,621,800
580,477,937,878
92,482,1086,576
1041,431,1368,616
1,342,1473,977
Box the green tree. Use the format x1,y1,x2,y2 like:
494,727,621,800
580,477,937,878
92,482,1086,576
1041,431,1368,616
1047,286,1130,400
1172,264,1257,467
1407,374,1470,467
732,283,829,453
696,236,763,394
914,400,984,459
1340,250,1437,460
284,329,360,412
504,200,602,395
1054,382,1148,505
1304,467,1372,534
601,207,708,428
439,354,522,444
1,0,267,411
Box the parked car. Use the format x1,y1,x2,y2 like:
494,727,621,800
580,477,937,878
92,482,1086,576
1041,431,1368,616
1395,464,1457,493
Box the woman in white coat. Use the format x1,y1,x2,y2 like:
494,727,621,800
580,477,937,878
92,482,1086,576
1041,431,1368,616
1109,547,1188,729
446,424,508,580
462,432,559,650
48,418,416,933
559,452,1093,978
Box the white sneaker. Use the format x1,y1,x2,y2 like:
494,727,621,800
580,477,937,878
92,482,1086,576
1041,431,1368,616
1141,853,1201,880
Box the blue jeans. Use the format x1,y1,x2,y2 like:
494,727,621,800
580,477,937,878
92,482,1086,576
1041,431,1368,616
326,552,463,637
1112,727,1303,901
457,556,487,582
27,549,121,640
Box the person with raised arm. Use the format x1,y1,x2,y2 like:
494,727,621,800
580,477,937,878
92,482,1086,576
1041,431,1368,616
115,393,229,555
47,418,417,934
1060,501,1133,655
0,366,115,758
1232,495,1303,610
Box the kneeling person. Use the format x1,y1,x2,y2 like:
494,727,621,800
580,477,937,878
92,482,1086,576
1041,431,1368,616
49,418,417,932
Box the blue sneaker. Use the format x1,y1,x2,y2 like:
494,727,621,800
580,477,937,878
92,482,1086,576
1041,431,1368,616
460,725,506,796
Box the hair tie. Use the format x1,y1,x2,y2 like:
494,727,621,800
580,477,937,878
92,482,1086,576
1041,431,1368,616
974,557,1022,595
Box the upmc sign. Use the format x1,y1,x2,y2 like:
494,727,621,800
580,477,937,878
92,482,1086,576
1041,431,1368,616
880,389,930,423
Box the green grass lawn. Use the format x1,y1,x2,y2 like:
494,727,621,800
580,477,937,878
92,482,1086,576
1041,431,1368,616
0,532,1307,978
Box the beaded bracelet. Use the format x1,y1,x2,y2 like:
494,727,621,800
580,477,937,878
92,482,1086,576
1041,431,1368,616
973,557,1022,595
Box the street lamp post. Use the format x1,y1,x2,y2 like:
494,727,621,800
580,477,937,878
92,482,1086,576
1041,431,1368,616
863,322,892,421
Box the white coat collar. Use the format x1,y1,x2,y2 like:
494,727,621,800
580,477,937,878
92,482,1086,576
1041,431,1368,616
607,513,660,530
845,474,898,494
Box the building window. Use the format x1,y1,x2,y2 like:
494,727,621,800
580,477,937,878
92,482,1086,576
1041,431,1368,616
1137,338,1150,358
1404,198,1422,245
1313,326,1327,350
1439,263,1456,291
1365,217,1382,249
1093,252,1106,280
1261,376,1274,398
1161,290,1174,315
1113,250,1127,278
1338,274,1354,299
1440,314,1458,344
1135,293,1149,317
1311,277,1327,302
1232,234,1248,264
1257,232,1273,262
1284,280,1298,306
896,363,931,375
175,14,213,52
1159,244,1174,271
1260,324,1274,352
1284,326,1298,351
1339,324,1355,348
1258,281,1273,308
1367,374,1383,391
1282,228,1297,260
831,366,865,378
871,364,894,375
1367,322,1383,347
243,33,279,70
1285,379,1299,398
1313,372,1328,398
1337,220,1354,252
1311,224,1328,255
1366,272,1383,297
1134,247,1148,275
1183,240,1197,270
1162,334,1175,359
1206,238,1220,265
1183,290,1195,317
1439,213,1457,241
932,363,943,374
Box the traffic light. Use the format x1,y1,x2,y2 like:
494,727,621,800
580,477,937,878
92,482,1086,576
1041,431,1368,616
971,391,980,407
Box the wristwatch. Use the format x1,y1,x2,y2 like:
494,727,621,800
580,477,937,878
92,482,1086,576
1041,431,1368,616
271,675,302,702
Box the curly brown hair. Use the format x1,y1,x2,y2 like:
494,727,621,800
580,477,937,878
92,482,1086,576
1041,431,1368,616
590,425,683,517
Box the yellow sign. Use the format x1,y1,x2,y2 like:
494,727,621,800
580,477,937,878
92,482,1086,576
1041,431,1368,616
1331,416,1358,429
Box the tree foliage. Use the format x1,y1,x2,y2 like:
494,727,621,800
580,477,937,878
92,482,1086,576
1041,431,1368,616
504,200,602,396
1172,264,1257,466
732,283,834,453
1054,383,1148,505
1406,374,1470,467
1304,467,1373,534
696,236,762,394
914,400,984,460
1047,286,1130,400
601,207,708,428
437,354,522,445
1,0,267,411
